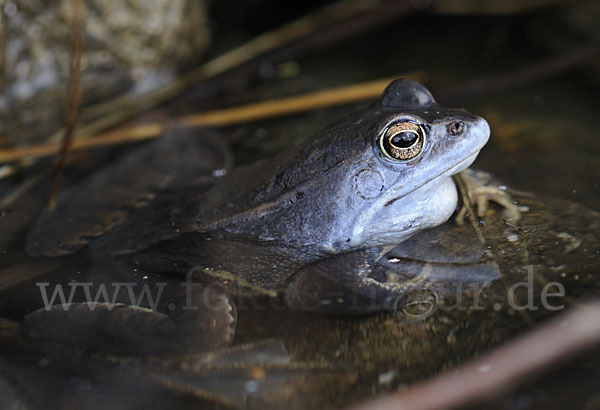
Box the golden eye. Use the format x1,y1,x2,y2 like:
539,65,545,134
380,121,424,160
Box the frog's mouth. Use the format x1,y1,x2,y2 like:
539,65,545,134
387,150,480,208
430,150,480,184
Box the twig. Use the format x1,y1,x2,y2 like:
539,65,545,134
347,300,600,410
4,41,598,165
439,44,600,104
453,173,534,325
47,0,84,210
44,0,386,143
0,73,424,162
452,173,488,246
220,0,417,84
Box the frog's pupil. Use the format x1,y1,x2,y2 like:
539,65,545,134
391,131,417,148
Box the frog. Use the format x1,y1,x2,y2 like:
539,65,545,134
22,79,491,354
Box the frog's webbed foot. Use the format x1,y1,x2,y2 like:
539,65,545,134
454,169,529,225
23,286,236,360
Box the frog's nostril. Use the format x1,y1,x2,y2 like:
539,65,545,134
448,121,466,136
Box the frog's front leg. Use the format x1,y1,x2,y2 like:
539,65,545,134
284,248,423,314
454,169,530,224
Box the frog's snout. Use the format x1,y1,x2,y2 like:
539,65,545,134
475,116,491,149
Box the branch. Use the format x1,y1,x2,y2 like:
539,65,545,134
347,301,600,410
0,74,423,163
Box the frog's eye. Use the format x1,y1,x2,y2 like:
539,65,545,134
380,121,425,161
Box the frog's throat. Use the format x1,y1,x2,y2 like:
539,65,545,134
339,150,482,252
345,176,459,251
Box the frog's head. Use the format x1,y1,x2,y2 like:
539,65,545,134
230,79,489,255
304,79,490,253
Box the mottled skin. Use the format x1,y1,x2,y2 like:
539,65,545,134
26,79,489,318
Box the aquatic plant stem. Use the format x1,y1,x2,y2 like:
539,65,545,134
47,0,84,210
0,74,423,162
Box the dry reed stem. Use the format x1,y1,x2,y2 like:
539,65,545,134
0,73,423,163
